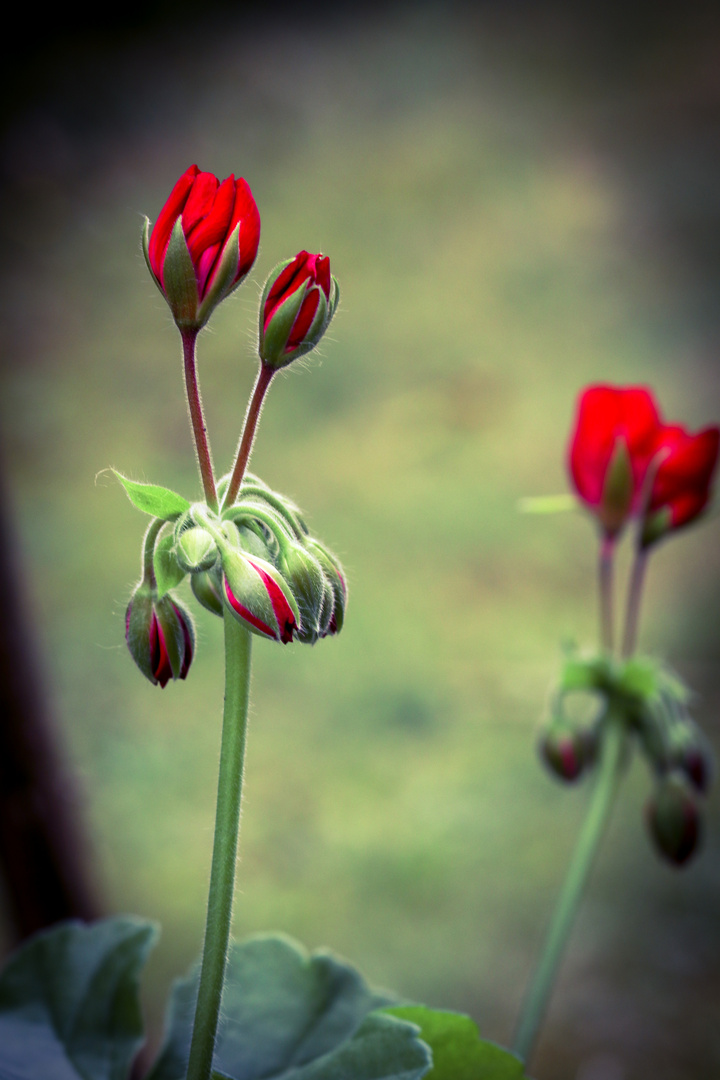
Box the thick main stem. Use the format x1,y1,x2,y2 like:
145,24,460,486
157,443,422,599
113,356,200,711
182,329,218,512
185,612,252,1080
512,712,625,1066
222,363,275,511
621,548,648,659
598,534,615,654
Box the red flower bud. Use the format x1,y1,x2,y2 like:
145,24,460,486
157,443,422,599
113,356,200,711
221,550,300,644
641,422,719,546
143,165,260,330
259,250,339,369
568,384,661,536
538,723,588,782
125,588,194,687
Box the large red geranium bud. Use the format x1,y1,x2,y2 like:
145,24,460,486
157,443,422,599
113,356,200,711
568,384,662,537
646,771,701,866
259,250,339,369
641,422,719,547
221,548,300,643
142,165,260,330
125,586,194,687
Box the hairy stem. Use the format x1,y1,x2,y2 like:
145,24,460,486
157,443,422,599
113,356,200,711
142,518,165,586
222,363,275,511
621,547,648,659
512,711,625,1066
182,329,218,512
185,612,252,1080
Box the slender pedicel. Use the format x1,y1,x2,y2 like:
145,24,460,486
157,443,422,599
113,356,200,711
222,363,275,510
182,329,218,512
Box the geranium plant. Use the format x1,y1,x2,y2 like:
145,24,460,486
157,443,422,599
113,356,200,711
0,170,716,1080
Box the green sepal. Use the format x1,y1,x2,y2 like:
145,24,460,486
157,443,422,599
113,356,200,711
641,506,672,548
0,916,157,1080
113,471,190,521
260,279,310,367
600,438,633,535
162,218,201,329
142,216,162,292
307,538,347,634
191,568,224,617
278,542,328,644
383,1006,530,1080
154,533,187,598
126,584,157,683
196,222,241,327
154,594,193,679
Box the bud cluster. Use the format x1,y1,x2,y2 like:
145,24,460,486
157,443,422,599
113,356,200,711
122,166,346,687
538,651,714,865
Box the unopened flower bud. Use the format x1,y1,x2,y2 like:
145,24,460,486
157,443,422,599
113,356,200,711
125,585,194,687
306,539,347,636
277,542,327,645
538,721,588,783
176,526,217,573
143,165,260,331
259,251,339,369
191,569,224,617
221,548,300,643
646,771,701,866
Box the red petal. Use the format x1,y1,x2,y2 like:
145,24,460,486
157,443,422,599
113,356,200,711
264,251,311,328
250,562,297,643
287,289,320,350
232,178,261,278
148,165,199,282
186,176,235,291
150,612,172,688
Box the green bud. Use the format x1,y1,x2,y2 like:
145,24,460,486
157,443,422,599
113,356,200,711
191,569,224,617
176,527,217,573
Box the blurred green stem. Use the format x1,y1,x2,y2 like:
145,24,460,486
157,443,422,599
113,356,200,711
621,548,648,659
186,611,252,1080
598,535,615,653
182,329,218,512
512,709,625,1066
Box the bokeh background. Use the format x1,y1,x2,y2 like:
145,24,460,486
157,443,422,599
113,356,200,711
1,3,720,1078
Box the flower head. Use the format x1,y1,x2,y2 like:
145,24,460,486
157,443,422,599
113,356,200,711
143,165,260,330
259,250,339,369
642,422,719,546
568,384,662,537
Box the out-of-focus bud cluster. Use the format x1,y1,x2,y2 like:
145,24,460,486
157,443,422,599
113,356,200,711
538,649,713,866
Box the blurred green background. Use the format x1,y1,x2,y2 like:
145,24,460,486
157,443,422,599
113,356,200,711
1,4,720,1079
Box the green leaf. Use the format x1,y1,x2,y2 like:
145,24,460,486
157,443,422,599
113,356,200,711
113,470,190,521
0,916,157,1080
148,933,429,1080
154,533,187,598
384,1007,530,1079
517,494,577,514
